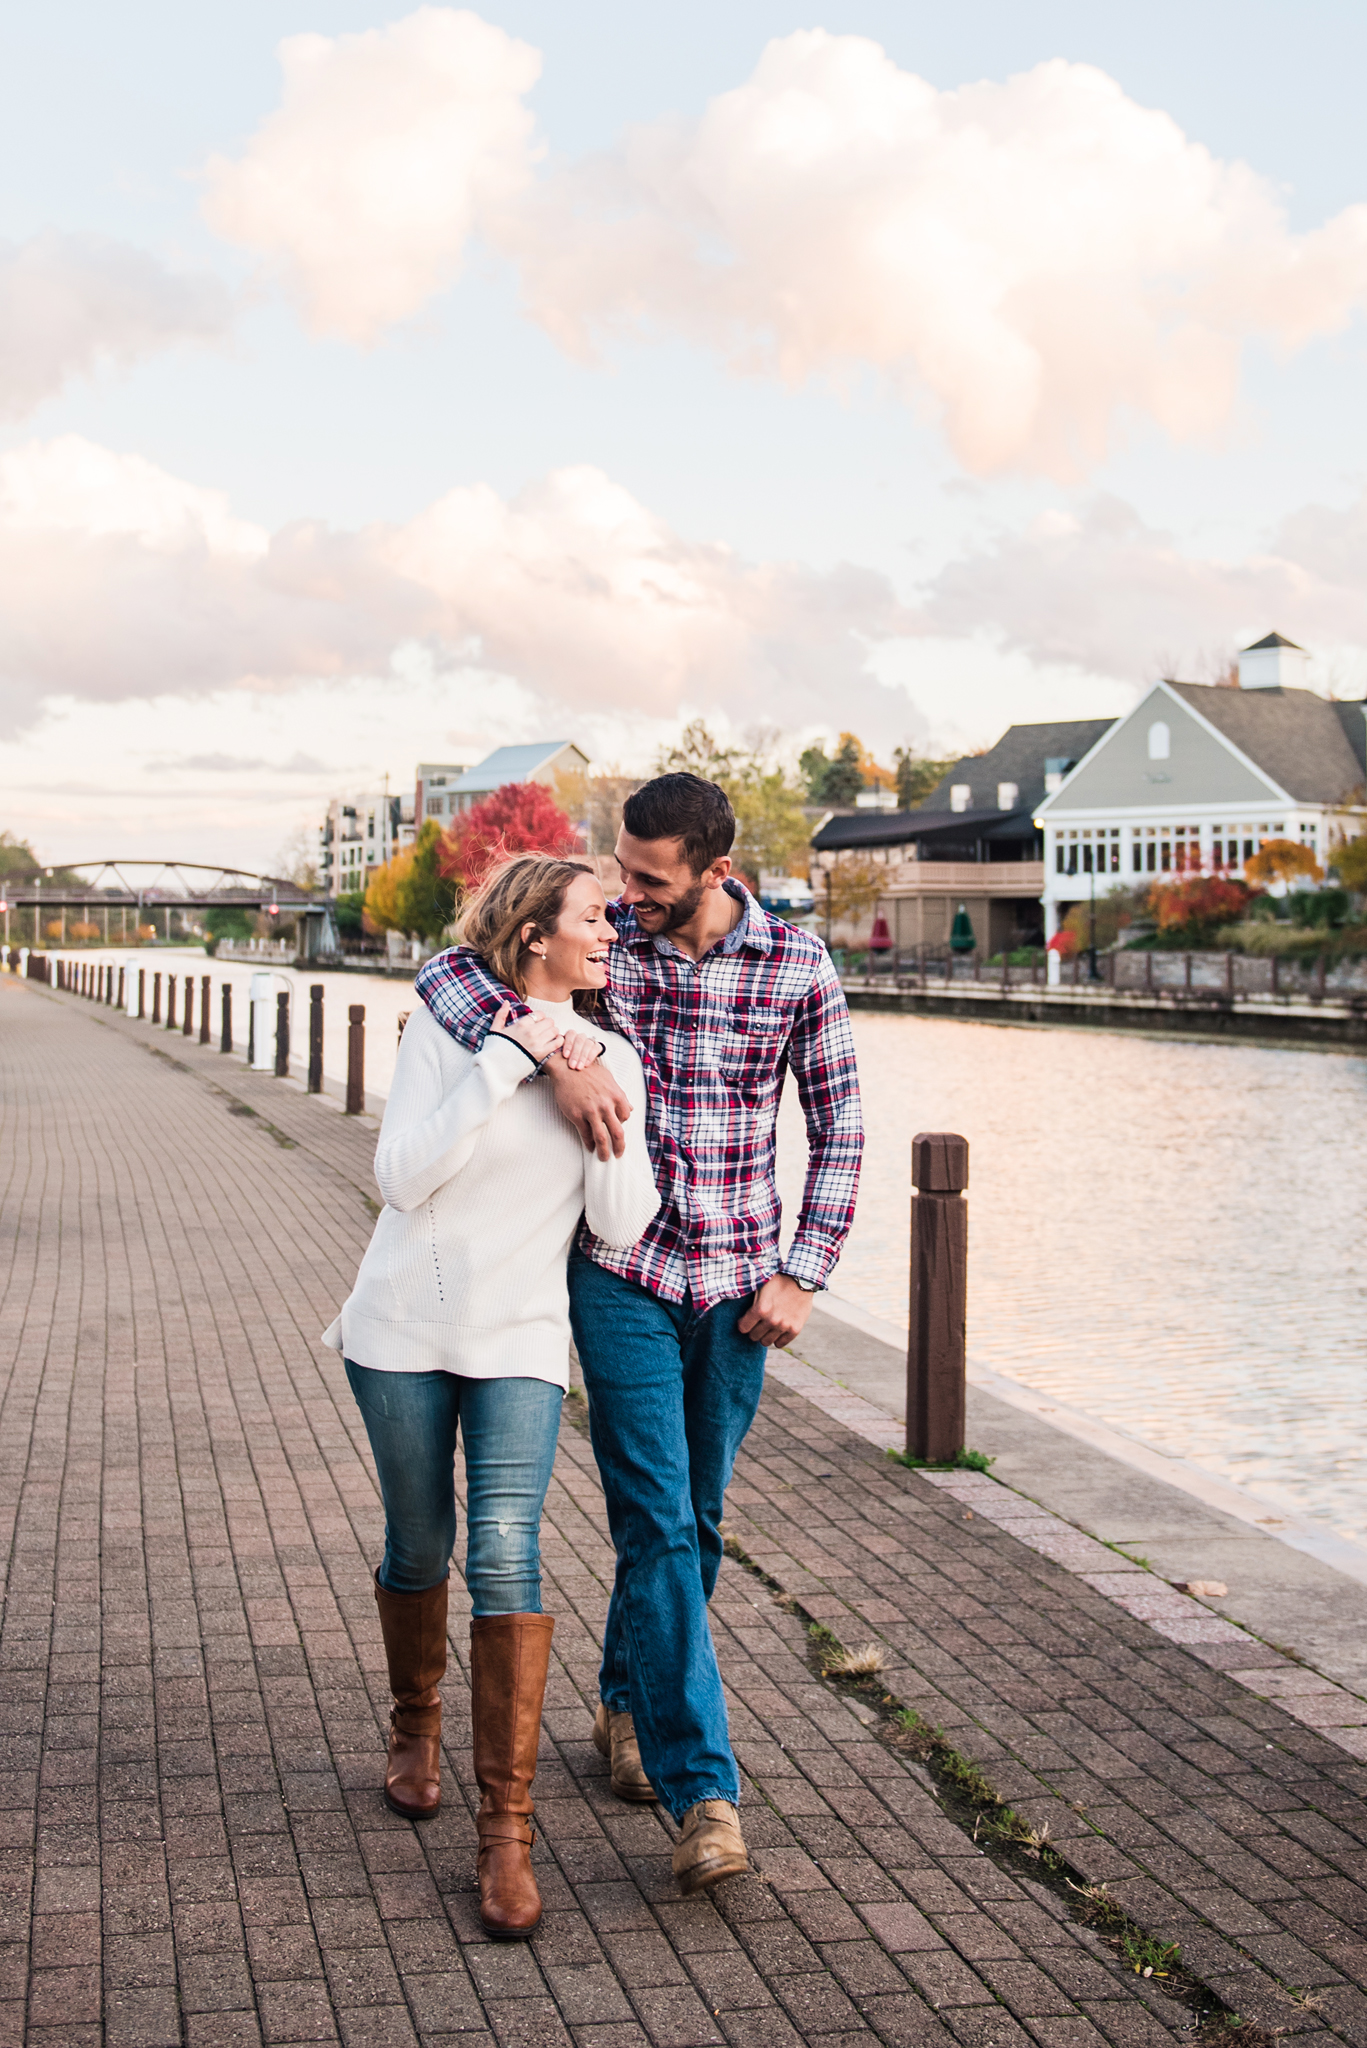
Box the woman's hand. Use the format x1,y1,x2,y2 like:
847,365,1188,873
560,1029,603,1072
488,1002,563,1067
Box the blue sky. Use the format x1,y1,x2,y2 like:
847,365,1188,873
4,1,1367,868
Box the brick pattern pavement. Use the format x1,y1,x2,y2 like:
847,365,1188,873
0,974,1354,2047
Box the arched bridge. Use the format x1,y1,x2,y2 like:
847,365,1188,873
4,861,338,961
1,860,317,911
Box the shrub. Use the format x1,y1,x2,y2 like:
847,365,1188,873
1148,876,1257,944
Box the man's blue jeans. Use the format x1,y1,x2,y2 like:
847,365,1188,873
345,1362,562,1613
567,1247,767,1820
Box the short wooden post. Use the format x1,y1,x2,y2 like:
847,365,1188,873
1225,951,1234,997
138,969,146,1020
346,1005,365,1113
274,991,290,1077
1000,955,1009,993
1317,953,1327,1002
1271,954,1280,997
1184,952,1192,992
308,985,323,1094
166,974,177,1030
183,976,194,1037
907,1133,969,1465
1145,951,1153,994
151,972,161,1024
220,983,232,1053
118,967,125,1008
200,976,211,1044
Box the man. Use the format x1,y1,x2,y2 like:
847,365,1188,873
415,772,863,1891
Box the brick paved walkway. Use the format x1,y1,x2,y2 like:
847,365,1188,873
5,976,1367,2048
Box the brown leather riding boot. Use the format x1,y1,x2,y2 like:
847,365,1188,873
470,1613,555,1939
373,1572,448,1820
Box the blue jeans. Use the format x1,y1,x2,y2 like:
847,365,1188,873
345,1362,562,1614
567,1248,767,1820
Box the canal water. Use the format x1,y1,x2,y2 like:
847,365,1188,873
778,1014,1367,1541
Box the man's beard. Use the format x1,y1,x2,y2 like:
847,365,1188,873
639,877,705,934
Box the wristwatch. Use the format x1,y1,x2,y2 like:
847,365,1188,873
790,1276,818,1293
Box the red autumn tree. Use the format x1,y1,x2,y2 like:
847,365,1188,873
439,782,583,891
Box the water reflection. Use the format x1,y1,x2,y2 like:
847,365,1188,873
777,1014,1367,1537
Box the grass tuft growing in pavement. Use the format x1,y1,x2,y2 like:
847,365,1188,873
885,1445,995,1473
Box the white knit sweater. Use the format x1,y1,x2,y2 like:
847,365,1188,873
322,997,659,1388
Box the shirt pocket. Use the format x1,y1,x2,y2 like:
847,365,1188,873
716,1007,787,1098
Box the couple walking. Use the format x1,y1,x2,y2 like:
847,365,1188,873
323,771,864,1938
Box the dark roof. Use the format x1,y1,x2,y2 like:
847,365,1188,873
811,806,1038,853
919,718,1116,817
1242,631,1304,652
1164,682,1366,805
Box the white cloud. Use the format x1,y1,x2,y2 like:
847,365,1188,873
207,13,1367,475
203,7,540,343
0,231,231,419
0,436,913,739
507,33,1367,478
918,492,1367,682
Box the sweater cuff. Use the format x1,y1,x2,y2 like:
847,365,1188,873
475,1032,541,1099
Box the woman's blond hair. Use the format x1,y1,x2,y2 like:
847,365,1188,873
459,853,596,997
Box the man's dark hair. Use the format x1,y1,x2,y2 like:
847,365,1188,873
622,773,735,873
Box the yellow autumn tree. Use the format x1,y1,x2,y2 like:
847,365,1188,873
1244,839,1323,889
363,847,413,934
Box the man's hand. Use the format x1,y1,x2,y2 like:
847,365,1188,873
546,1052,631,1160
738,1274,815,1349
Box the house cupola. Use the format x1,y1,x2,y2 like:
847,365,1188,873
1238,632,1308,691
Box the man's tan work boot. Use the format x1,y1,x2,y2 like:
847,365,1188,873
672,1801,749,1894
592,1702,656,1803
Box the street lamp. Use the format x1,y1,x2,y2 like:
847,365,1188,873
1087,848,1100,981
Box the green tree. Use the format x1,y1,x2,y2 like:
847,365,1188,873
807,736,864,806
204,905,253,948
333,889,367,937
654,723,810,879
397,819,459,943
894,747,957,810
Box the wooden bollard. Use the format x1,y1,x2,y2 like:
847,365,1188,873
274,991,290,1077
117,967,125,1009
166,974,177,1030
906,1133,969,1464
151,973,161,1024
308,985,323,1094
200,975,211,1045
183,975,194,1037
138,969,146,1020
220,983,232,1054
346,1005,365,1113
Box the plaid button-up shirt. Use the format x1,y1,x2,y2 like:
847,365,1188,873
414,882,863,1313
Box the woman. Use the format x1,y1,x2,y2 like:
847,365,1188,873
322,855,658,1938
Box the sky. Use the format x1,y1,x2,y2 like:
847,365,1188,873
6,0,1367,873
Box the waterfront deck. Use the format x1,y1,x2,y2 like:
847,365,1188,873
8,974,1367,2046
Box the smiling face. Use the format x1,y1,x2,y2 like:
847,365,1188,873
613,826,730,936
523,870,615,996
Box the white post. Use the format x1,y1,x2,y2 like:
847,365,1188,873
126,964,139,1017
250,971,274,1070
